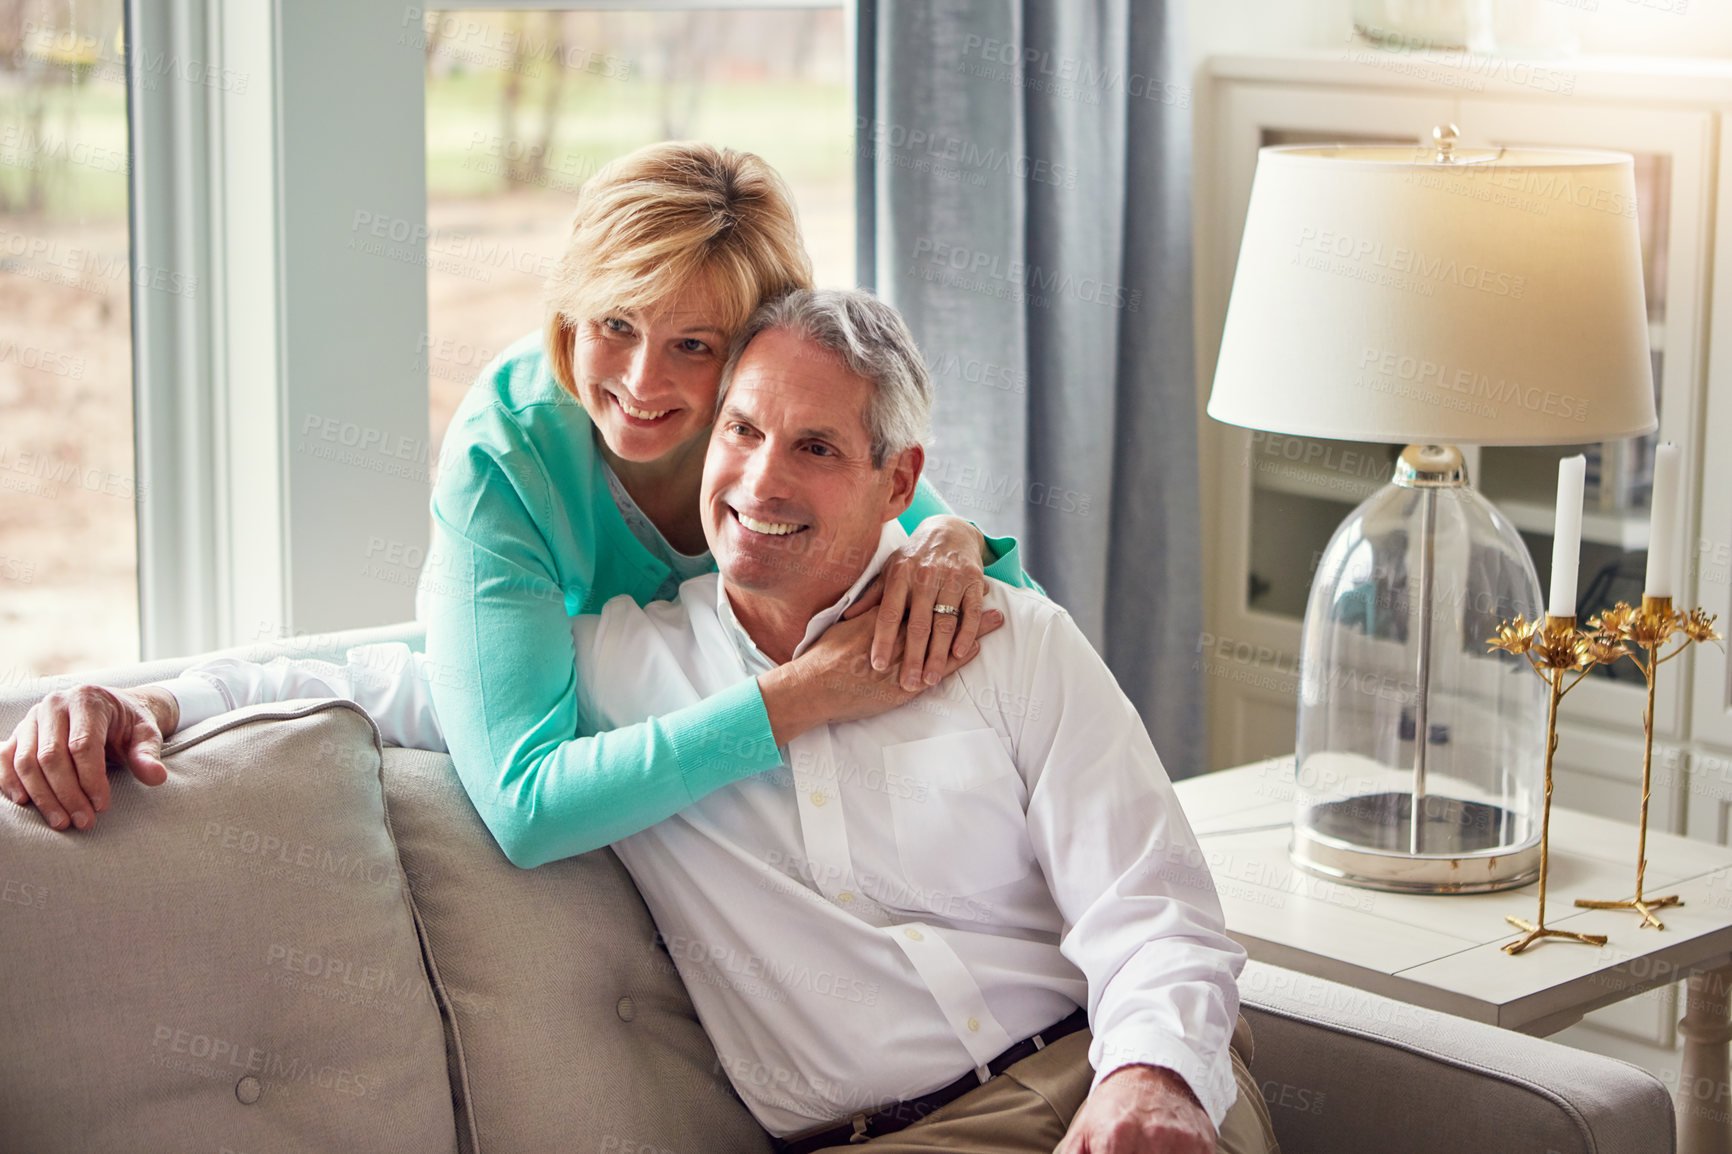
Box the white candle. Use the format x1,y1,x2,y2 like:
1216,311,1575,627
1645,443,1681,599
1549,455,1586,619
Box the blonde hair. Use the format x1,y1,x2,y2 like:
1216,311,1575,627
543,141,813,399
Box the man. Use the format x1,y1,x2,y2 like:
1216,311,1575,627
3,290,1275,1154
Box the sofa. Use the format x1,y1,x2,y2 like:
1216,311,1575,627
0,623,1677,1153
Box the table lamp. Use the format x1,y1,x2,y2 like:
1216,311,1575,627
1207,130,1657,893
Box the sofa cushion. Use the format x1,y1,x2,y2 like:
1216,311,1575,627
379,746,772,1154
1237,960,1674,1154
0,700,457,1154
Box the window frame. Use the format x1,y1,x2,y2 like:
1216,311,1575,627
132,0,435,656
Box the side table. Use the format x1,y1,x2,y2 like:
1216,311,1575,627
1176,758,1732,1154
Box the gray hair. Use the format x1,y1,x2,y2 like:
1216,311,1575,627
716,288,932,468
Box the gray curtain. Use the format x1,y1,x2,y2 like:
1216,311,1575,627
873,0,1204,775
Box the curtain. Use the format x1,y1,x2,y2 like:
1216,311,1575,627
871,0,1204,775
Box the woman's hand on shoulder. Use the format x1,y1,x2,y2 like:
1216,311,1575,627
844,514,995,692
0,685,177,832
759,601,1005,745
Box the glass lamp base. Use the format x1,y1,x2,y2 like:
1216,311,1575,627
1293,443,1547,898
1292,793,1541,894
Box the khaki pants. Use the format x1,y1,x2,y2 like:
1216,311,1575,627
805,1018,1279,1154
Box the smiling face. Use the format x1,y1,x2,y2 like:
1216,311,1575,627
701,327,921,620
571,279,732,466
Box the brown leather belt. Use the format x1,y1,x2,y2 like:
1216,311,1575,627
771,1007,1089,1154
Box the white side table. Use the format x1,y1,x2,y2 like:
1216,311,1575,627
1176,759,1732,1154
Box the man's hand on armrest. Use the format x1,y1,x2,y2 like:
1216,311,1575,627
0,685,177,833
1056,1064,1218,1154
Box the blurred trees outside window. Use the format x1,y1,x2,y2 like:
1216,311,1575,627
0,0,137,678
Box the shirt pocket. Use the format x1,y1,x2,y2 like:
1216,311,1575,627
885,728,1035,898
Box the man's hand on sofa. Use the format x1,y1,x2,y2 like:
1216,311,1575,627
1056,1064,1217,1154
0,685,178,832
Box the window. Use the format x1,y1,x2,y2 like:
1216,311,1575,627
0,0,138,679
90,2,858,661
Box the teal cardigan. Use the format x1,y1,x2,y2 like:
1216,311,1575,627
423,333,1039,868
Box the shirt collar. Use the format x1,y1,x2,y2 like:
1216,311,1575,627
714,521,911,667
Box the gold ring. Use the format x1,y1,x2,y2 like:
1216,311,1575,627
932,604,960,616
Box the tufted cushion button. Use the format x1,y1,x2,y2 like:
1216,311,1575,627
616,995,636,1022
235,1076,262,1105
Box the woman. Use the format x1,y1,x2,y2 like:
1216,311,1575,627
0,142,1038,861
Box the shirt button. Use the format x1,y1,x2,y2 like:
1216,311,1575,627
838,892,854,904
967,1017,980,1033
904,928,924,942
810,791,827,807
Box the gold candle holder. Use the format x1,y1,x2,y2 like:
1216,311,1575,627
1573,597,1721,930
1489,614,1621,955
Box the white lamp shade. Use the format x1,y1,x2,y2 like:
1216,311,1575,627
1208,145,1657,445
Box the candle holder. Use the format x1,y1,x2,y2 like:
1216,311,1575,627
1573,598,1722,929
1488,614,1625,955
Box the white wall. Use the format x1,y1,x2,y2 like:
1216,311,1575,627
1573,3,1732,57
1188,0,1355,68
1187,0,1732,64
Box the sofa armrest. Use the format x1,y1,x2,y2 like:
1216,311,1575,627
0,620,427,734
1239,959,1674,1154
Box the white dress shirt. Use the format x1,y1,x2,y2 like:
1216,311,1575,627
163,523,1245,1135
